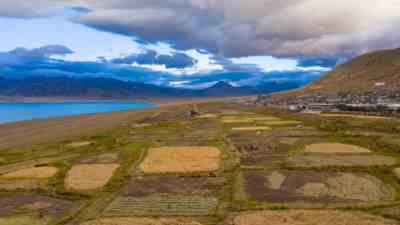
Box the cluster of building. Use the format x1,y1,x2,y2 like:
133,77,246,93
252,90,400,113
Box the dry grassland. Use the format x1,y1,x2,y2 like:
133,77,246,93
0,167,58,179
140,147,221,173
231,127,272,131
81,217,203,225
65,141,93,148
304,143,371,154
225,210,397,225
65,164,119,191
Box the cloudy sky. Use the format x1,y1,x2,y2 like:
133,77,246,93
0,0,399,88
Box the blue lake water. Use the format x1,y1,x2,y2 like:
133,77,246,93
0,101,158,124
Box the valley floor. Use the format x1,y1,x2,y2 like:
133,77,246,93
1,99,400,225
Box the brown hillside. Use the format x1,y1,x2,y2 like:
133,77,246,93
304,48,400,92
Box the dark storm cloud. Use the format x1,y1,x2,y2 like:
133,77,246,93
297,57,339,68
112,50,197,68
72,0,400,58
2,1,399,58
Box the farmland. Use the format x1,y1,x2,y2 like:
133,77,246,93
0,100,400,224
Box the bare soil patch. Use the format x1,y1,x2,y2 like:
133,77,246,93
241,171,394,204
0,167,58,179
304,143,371,154
288,155,398,167
122,175,225,197
65,164,119,191
140,147,221,173
224,210,397,225
231,127,272,132
81,217,203,225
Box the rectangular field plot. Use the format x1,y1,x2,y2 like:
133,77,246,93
287,155,398,167
122,175,225,197
140,147,221,173
104,196,218,216
0,194,78,222
239,171,394,205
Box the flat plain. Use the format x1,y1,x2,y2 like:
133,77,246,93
1,100,400,225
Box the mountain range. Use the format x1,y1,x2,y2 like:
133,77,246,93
0,76,302,99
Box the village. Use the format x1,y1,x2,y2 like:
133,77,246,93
252,90,400,113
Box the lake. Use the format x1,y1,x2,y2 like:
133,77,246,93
0,101,158,124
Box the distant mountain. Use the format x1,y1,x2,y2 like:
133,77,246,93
0,76,304,99
202,81,256,96
303,48,400,92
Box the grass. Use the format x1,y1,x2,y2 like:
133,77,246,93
104,196,219,216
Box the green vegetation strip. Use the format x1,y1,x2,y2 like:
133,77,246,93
104,196,218,216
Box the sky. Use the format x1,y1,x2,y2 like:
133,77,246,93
0,0,399,88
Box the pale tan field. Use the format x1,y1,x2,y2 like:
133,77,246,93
140,147,221,173
321,113,389,120
288,155,397,167
196,113,218,119
249,116,282,121
65,141,93,148
266,171,286,190
0,179,43,190
0,166,59,179
231,127,272,131
65,164,119,191
221,118,254,124
226,210,397,225
304,143,372,154
393,168,400,179
296,173,393,201
262,121,302,126
81,217,203,225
